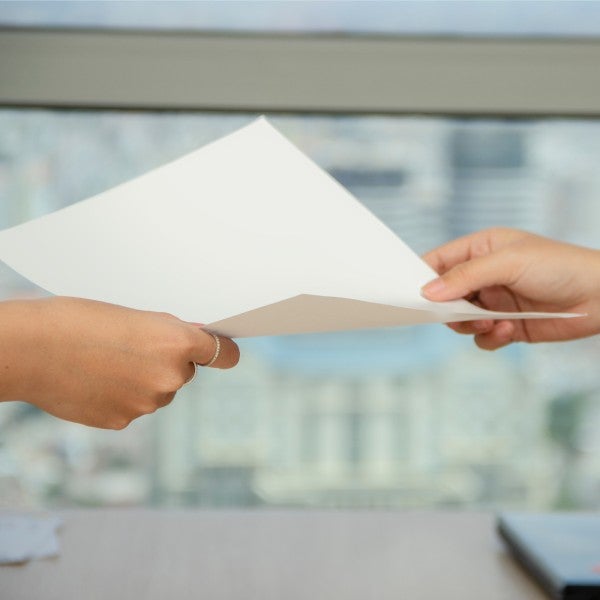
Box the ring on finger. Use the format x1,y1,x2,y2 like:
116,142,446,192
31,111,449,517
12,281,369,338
185,361,198,385
200,333,221,368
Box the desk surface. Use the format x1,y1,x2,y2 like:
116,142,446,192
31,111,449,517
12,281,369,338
0,509,547,600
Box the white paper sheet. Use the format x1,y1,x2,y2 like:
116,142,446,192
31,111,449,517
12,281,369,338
0,515,62,564
0,117,576,337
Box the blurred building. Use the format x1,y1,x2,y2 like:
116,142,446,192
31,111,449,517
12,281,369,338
1,111,599,511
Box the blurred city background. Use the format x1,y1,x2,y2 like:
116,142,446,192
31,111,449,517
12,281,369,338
1,0,600,512
1,110,599,511
3,0,600,36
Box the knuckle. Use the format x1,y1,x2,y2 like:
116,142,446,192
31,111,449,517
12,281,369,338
449,263,473,288
155,361,191,392
157,311,178,321
110,417,132,430
160,392,177,407
498,247,524,285
144,390,177,412
484,226,509,238
140,401,159,415
155,373,182,394
470,238,490,259
166,326,198,361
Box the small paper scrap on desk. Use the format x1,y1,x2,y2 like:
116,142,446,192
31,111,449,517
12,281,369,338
0,515,63,564
0,117,577,338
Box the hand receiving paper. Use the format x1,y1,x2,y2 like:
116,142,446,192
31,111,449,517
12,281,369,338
422,228,600,350
0,297,239,429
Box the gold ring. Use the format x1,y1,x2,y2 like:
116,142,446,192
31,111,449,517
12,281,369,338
202,333,221,367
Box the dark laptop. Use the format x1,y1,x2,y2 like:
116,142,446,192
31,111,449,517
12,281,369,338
497,513,600,600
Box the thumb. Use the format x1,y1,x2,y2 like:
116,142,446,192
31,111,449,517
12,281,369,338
421,249,521,302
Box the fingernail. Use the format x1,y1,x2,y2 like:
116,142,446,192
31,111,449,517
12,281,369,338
421,278,446,299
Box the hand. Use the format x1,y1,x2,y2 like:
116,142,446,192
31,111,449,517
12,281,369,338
0,297,239,429
421,227,600,350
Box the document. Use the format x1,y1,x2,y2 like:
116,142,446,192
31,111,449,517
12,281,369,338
0,117,576,337
0,515,62,564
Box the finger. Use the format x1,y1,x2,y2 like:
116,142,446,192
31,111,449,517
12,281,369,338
474,320,516,351
192,329,240,369
422,229,499,274
422,228,523,275
156,391,177,408
423,235,481,274
447,320,495,335
421,248,523,302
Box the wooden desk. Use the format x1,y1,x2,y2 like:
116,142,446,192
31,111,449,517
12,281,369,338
0,510,546,600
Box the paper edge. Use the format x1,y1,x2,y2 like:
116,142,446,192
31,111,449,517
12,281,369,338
205,292,582,338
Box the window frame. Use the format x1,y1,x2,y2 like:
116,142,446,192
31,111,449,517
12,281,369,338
1,27,600,117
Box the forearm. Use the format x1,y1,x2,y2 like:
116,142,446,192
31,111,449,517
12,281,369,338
0,299,41,402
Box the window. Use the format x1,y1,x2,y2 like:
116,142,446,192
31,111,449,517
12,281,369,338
1,2,599,510
2,109,599,511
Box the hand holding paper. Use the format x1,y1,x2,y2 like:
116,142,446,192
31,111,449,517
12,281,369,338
422,228,600,349
0,118,580,338
0,297,239,429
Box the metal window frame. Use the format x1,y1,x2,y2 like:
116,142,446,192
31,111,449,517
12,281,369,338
1,27,600,117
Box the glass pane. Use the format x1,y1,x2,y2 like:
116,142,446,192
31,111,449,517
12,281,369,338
2,0,600,37
1,109,599,511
